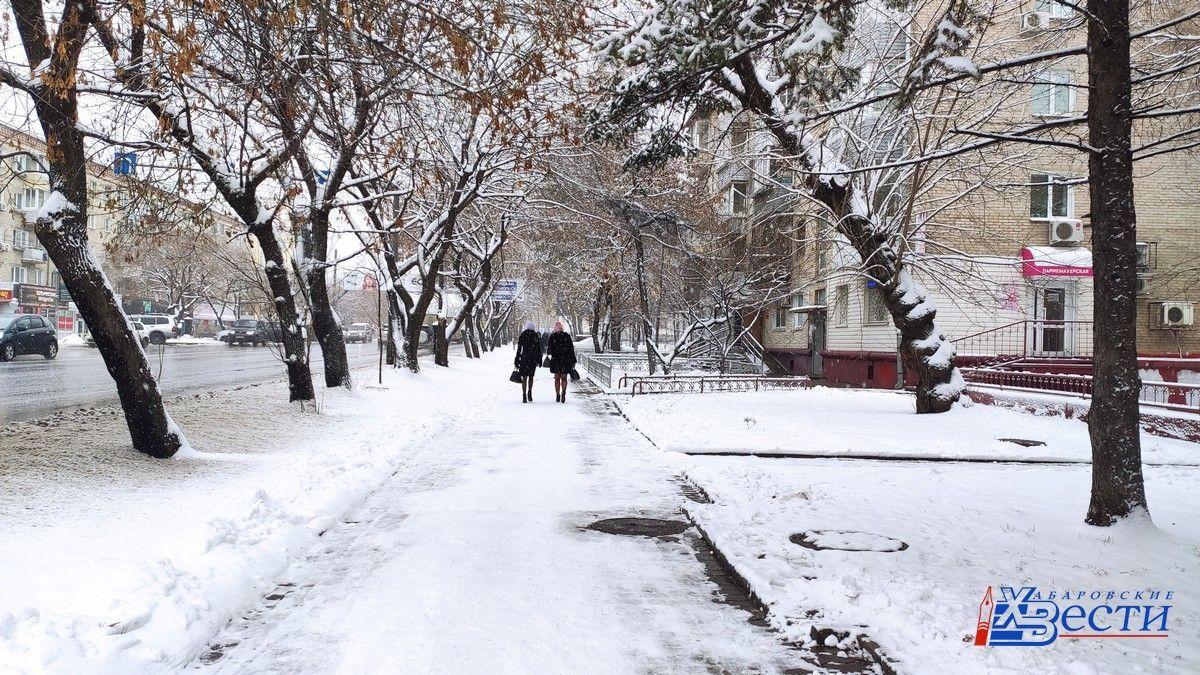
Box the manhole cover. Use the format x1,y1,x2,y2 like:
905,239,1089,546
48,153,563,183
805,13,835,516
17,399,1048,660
588,518,689,537
999,437,1046,447
790,530,908,553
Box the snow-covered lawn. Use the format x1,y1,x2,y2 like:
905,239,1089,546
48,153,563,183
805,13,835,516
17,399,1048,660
618,387,1200,465
0,358,489,673
681,458,1200,673
617,387,1200,672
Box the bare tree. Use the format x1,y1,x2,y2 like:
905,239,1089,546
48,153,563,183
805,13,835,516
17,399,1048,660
0,0,184,456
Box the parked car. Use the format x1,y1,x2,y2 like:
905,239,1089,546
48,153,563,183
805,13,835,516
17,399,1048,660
0,314,59,361
226,319,283,346
345,323,373,343
129,314,178,344
85,319,151,349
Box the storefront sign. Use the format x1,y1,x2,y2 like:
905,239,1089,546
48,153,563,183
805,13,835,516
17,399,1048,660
0,288,12,303
1020,247,1093,278
17,283,60,306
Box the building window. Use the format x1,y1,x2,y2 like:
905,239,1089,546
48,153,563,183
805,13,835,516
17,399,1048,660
730,122,749,154
1029,173,1071,219
864,284,890,325
791,293,806,328
11,266,26,283
1035,0,1073,18
833,285,849,327
731,180,750,215
774,303,787,329
13,188,45,211
1032,70,1072,117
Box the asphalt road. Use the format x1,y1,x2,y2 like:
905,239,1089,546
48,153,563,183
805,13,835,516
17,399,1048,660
0,341,403,425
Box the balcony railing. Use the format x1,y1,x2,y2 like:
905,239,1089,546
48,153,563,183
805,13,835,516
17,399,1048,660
22,246,46,263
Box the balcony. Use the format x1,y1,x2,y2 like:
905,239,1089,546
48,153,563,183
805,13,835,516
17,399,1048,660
22,246,47,263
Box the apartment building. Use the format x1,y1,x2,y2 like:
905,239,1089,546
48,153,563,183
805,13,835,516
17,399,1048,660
692,2,1200,387
0,124,247,332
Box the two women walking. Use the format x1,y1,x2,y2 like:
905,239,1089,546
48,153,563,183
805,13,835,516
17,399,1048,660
514,321,576,403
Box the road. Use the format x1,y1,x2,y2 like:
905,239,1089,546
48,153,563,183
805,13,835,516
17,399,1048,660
0,341,403,425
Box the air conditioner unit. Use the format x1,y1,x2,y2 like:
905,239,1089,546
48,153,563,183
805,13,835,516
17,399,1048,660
1162,301,1194,328
1136,274,1152,297
1022,11,1050,30
1048,218,1084,245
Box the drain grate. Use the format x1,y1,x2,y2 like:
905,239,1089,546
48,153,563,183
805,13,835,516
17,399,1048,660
790,530,908,553
588,517,690,537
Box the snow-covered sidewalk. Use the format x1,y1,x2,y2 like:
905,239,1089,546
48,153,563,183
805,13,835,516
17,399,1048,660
186,362,801,673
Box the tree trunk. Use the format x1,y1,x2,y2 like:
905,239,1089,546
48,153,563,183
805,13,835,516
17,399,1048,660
304,211,351,388
18,3,183,458
1085,0,1147,525
731,57,961,412
252,223,316,401
632,233,658,375
434,319,449,367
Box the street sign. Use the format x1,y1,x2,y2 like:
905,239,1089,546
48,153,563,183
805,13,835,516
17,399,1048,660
493,279,519,302
114,151,138,176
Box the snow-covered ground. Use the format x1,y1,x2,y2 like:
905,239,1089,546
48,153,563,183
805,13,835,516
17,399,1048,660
682,458,1199,673
164,336,224,347
617,387,1200,465
615,388,1200,672
0,359,489,673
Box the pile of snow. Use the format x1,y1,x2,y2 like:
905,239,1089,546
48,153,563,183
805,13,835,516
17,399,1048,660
164,336,223,347
57,333,87,348
0,356,495,673
681,457,1200,673
617,387,1200,465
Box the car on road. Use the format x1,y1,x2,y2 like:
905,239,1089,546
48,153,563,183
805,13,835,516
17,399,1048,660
0,314,59,361
85,319,152,349
345,323,374,343
130,314,178,345
226,319,283,346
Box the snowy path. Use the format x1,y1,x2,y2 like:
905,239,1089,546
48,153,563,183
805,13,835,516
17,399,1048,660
189,373,803,673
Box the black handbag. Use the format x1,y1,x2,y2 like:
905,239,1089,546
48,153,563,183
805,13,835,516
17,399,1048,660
509,370,522,383
543,356,552,368
569,368,580,382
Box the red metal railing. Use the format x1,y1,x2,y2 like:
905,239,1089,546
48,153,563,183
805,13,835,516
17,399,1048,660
951,320,1094,362
961,368,1200,414
630,376,811,395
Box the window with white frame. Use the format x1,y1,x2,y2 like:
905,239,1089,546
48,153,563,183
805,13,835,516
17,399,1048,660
1035,0,1073,18
1029,173,1072,219
864,283,890,325
731,180,750,215
774,302,787,329
11,266,26,283
791,293,806,328
13,188,45,211
1032,70,1072,117
12,229,29,248
833,285,849,327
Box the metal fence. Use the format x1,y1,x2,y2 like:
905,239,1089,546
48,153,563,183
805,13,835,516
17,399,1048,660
577,353,614,389
951,320,1094,361
630,376,811,396
617,372,773,389
961,368,1200,414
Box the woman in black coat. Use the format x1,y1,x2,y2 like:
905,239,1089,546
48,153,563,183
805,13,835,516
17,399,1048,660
514,321,542,403
546,321,577,403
